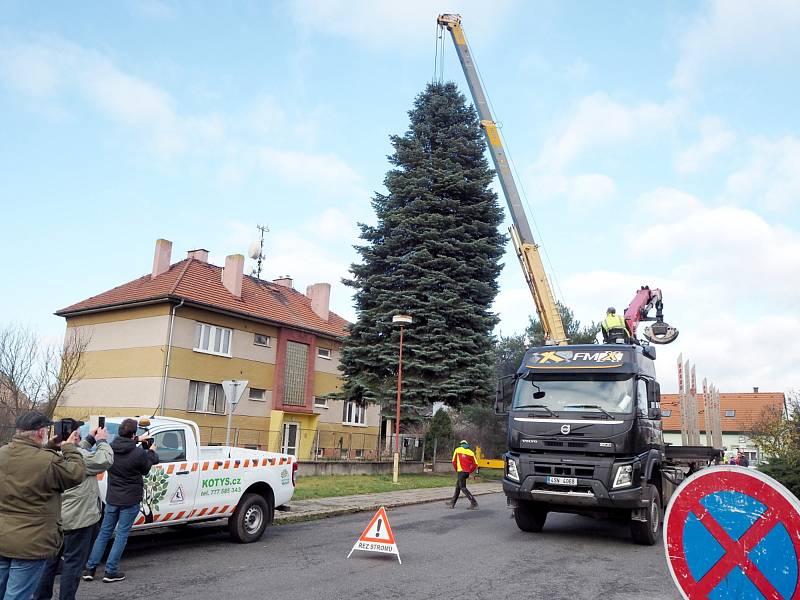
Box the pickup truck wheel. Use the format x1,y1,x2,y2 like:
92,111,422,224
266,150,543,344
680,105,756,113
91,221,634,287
514,501,547,533
630,484,661,546
229,493,271,543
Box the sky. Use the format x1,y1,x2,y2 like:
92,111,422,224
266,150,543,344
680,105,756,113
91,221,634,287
1,1,798,394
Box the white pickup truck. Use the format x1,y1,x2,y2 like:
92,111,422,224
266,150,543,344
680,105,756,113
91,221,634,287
80,416,296,543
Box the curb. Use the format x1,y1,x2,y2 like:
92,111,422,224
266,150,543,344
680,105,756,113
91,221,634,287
274,485,502,525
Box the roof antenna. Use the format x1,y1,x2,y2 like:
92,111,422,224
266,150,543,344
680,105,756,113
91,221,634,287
248,224,269,279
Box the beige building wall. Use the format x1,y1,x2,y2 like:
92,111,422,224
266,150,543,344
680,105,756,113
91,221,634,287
68,315,170,352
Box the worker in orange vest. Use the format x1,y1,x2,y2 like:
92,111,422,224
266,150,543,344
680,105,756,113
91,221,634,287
447,440,478,510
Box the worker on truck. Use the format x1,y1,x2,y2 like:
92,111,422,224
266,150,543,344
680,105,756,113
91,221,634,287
602,307,632,343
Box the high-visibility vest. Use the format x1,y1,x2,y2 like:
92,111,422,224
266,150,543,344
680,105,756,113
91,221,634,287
452,447,477,473
602,313,627,332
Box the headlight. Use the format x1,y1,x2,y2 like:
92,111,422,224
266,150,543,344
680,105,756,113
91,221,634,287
613,464,633,489
506,456,520,482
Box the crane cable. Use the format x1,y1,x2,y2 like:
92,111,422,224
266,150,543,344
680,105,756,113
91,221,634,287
460,35,569,309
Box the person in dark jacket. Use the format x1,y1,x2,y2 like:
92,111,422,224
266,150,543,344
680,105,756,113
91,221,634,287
0,411,85,600
83,419,158,584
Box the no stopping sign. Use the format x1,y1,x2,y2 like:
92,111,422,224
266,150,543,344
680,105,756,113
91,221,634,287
664,466,800,599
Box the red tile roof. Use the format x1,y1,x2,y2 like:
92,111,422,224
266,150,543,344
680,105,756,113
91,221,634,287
661,392,785,433
56,259,349,338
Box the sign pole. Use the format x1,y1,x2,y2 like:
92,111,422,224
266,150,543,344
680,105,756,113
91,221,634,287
222,379,248,447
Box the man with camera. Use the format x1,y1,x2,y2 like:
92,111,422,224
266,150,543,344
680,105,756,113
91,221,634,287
0,411,86,600
34,423,113,600
84,418,158,583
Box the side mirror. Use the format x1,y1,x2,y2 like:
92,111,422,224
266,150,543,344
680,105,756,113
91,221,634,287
495,375,516,415
648,407,662,420
642,345,657,360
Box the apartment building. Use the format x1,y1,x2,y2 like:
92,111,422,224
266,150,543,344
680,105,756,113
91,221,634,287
55,239,380,459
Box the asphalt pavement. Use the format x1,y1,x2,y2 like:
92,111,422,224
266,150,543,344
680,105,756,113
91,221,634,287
75,493,680,600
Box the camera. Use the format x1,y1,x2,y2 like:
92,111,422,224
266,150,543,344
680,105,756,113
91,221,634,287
56,418,84,440
139,435,154,449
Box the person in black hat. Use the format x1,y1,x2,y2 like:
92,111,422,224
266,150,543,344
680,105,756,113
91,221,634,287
0,411,85,600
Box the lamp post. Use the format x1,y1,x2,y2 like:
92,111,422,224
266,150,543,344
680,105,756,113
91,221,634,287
392,314,413,484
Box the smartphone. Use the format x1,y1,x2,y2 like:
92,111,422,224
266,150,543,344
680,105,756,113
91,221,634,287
98,415,106,429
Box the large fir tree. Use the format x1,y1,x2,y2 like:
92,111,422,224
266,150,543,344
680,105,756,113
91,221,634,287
340,82,505,410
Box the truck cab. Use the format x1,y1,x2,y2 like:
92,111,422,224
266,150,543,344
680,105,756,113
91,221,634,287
498,343,681,545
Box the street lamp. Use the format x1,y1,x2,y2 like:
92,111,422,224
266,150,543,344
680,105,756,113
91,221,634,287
392,314,413,484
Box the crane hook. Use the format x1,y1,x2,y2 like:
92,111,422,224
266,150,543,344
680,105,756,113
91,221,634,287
643,321,679,344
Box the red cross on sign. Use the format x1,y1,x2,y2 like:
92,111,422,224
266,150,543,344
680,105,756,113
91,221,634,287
664,466,800,600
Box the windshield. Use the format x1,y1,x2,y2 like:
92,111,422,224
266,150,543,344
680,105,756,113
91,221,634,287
512,374,635,415
77,421,147,443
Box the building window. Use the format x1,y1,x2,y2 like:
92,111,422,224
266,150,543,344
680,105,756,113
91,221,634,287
343,401,366,425
317,347,332,360
314,396,328,409
355,449,364,459
725,409,736,417
194,323,232,356
249,387,266,402
187,381,225,414
283,341,309,406
661,409,672,417
254,333,270,347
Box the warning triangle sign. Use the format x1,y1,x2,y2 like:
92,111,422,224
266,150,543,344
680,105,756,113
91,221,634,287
170,485,185,504
347,506,401,564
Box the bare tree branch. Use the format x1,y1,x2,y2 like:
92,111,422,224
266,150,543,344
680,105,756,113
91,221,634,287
0,323,91,425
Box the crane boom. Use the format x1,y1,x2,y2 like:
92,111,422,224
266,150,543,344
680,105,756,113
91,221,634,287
437,14,567,345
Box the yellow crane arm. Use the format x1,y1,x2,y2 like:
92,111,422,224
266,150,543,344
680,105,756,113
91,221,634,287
437,14,567,345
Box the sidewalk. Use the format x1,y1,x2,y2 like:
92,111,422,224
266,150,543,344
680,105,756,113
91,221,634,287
275,481,503,524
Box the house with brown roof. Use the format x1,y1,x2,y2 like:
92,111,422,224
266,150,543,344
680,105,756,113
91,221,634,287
55,239,380,459
660,389,786,464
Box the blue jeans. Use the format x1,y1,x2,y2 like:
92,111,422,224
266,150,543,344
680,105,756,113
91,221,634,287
0,556,46,600
86,504,139,575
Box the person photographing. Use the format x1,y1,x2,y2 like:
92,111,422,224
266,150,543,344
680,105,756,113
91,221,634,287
84,419,158,583
0,411,86,600
34,425,113,600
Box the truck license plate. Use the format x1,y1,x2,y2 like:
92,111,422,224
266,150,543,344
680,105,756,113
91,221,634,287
547,476,577,486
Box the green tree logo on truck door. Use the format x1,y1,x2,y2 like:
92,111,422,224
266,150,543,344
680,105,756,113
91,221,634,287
141,469,169,523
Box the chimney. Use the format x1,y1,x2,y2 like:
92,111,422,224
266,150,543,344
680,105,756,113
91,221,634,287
187,249,209,262
222,254,244,299
753,387,759,394
273,276,293,289
151,239,172,279
306,283,331,321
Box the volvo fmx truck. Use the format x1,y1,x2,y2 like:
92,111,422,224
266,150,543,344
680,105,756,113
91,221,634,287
497,344,721,545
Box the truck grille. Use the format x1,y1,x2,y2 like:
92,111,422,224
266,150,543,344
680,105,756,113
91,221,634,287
543,440,588,448
534,464,595,478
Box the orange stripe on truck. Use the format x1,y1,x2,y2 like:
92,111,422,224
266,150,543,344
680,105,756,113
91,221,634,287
162,513,173,521
220,505,229,514
208,507,219,515
167,464,175,474
175,511,185,520
202,462,209,471
134,516,145,526
198,508,208,516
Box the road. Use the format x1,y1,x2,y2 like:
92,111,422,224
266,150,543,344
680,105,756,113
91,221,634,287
76,493,680,600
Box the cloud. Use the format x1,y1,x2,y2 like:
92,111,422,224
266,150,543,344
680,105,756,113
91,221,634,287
0,35,222,158
675,117,735,174
289,0,518,51
535,92,680,172
673,0,800,90
529,172,617,209
723,136,800,212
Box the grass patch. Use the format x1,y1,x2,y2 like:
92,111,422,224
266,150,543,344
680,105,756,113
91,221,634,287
294,473,455,500
293,469,503,500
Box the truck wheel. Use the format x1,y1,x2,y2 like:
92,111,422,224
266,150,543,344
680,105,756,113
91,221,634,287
228,493,271,543
514,501,547,532
630,484,661,546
